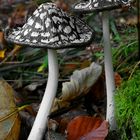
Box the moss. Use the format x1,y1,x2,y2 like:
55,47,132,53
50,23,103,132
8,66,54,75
115,70,140,140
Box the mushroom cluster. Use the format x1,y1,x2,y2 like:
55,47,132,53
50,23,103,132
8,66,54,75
5,2,94,140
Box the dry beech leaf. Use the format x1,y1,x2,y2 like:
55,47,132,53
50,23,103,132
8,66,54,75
57,108,88,134
52,62,102,112
80,120,109,140
0,80,21,140
67,116,103,140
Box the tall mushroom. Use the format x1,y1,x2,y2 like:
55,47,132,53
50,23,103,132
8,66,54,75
72,0,130,130
5,3,94,140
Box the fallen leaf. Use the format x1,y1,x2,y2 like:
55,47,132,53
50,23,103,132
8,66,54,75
80,120,109,140
67,116,103,140
0,80,21,140
54,108,88,134
52,62,102,112
62,62,102,101
86,74,105,105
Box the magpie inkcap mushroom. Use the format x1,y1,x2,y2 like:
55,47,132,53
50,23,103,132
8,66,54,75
71,0,131,131
5,3,93,49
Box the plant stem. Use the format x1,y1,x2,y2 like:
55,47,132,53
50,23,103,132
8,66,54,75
28,49,59,140
102,11,117,130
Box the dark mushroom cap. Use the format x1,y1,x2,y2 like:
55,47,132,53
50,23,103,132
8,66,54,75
72,0,130,13
5,3,94,49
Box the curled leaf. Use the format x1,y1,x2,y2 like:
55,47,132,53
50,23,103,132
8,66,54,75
52,62,102,112
62,62,102,100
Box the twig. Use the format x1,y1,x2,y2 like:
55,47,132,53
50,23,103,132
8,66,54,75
0,105,29,122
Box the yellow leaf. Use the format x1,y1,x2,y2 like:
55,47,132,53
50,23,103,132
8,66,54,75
0,50,6,58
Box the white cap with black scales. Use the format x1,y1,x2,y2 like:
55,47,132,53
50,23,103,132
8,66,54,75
6,3,93,49
5,3,94,140
72,0,131,12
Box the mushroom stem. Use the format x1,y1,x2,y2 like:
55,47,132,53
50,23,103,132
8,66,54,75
28,49,59,140
102,11,117,130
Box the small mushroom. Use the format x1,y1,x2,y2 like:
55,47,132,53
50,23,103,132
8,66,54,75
72,0,131,130
5,3,94,140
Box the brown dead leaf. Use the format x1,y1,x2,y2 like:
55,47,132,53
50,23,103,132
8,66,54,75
86,74,105,105
55,108,88,134
67,116,103,140
80,120,109,140
114,72,122,87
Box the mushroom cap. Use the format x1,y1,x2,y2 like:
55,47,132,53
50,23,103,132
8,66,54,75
72,0,130,13
5,3,94,49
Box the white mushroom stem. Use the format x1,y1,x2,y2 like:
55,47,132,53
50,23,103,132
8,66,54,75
102,11,117,130
28,49,59,140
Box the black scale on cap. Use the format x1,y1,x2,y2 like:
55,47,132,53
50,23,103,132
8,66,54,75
72,0,130,13
5,3,94,49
